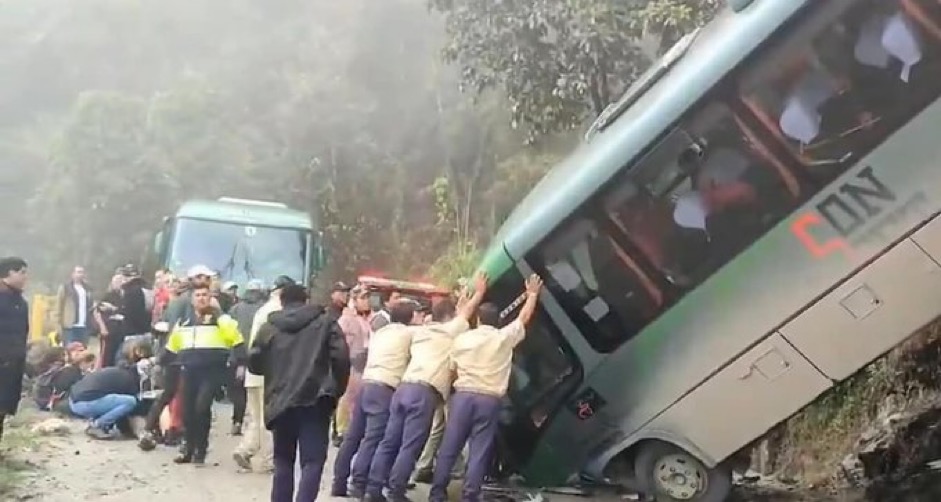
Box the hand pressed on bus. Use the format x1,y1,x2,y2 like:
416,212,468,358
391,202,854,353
517,274,544,326
456,272,488,321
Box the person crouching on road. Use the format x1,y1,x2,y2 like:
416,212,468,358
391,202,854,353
249,284,350,502
332,299,422,499
366,273,487,502
429,274,543,502
161,284,245,465
69,340,153,440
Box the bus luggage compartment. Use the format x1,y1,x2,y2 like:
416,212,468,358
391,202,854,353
780,237,941,382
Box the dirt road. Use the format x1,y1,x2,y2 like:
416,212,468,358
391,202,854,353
3,403,818,502
6,404,352,502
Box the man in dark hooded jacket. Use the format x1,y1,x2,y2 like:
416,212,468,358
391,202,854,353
0,257,29,444
249,284,350,502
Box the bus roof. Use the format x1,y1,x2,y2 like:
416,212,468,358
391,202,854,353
176,199,314,230
489,0,807,260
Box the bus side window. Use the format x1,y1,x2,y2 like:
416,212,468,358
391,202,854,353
739,0,941,184
603,104,799,292
530,216,664,353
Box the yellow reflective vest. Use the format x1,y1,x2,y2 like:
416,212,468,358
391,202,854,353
165,313,244,368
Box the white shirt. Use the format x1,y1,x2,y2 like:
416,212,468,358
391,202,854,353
74,283,87,327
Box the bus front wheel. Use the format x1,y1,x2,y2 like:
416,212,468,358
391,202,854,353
634,441,732,502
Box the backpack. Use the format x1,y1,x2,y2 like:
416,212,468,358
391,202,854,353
33,364,67,411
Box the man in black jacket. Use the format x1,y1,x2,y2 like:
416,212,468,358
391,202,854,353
249,284,350,502
69,365,141,440
0,257,29,444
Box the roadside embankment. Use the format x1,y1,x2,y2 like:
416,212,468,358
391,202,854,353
744,319,941,499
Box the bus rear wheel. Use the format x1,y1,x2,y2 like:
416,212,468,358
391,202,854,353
634,441,731,502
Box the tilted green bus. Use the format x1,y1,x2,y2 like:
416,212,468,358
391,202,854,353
145,197,325,287
480,0,941,500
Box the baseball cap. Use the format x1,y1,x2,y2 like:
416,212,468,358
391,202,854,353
187,264,215,279
331,281,352,293
272,275,296,291
245,279,265,291
120,264,141,278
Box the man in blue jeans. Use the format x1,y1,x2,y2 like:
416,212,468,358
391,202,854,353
69,361,143,440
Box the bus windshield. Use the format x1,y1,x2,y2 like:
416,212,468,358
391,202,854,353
168,217,309,286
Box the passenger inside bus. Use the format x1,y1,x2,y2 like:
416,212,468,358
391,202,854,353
742,0,941,183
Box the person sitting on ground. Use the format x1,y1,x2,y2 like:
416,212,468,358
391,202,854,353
69,340,152,440
33,347,96,413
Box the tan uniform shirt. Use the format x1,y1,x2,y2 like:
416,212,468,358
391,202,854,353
401,318,470,399
244,296,282,388
362,322,414,388
451,319,526,397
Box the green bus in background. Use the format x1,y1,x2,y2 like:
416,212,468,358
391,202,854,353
145,197,325,287
480,0,941,500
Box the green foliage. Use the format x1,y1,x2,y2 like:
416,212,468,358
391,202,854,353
427,240,481,289
429,0,720,141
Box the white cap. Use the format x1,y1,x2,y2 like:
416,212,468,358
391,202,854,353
187,264,215,278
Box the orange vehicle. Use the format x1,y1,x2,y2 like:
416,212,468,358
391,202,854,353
355,275,451,312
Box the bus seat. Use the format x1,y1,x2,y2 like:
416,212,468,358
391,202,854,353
732,112,800,197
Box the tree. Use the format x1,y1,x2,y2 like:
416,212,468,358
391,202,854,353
429,0,720,140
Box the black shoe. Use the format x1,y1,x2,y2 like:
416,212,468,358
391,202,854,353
85,425,115,440
174,452,193,464
413,469,433,484
348,485,365,499
138,432,158,452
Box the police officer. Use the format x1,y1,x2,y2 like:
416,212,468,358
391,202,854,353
162,284,245,465
429,274,543,502
332,298,422,498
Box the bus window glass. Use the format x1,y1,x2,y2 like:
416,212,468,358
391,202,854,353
604,104,798,293
169,218,309,286
740,0,941,183
532,215,664,352
545,103,801,352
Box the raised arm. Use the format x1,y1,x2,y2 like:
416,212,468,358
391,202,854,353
456,272,488,322
515,274,544,327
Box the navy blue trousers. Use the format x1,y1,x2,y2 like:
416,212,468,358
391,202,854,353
429,391,501,502
367,382,440,497
332,381,395,493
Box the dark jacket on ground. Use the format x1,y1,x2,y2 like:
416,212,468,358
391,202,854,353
70,366,140,403
248,304,350,429
0,282,29,415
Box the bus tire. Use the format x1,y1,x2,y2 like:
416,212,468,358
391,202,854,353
634,441,732,502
